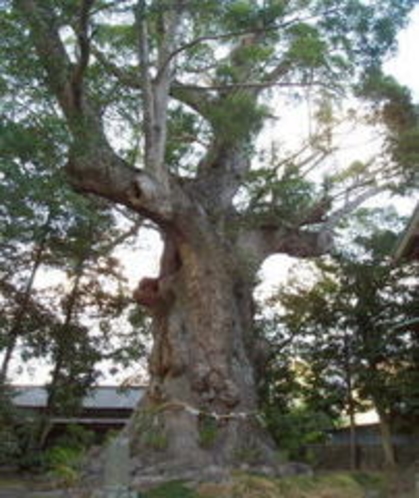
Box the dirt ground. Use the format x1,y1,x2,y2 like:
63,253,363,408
0,468,418,498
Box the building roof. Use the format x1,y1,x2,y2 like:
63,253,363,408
12,385,146,410
394,203,419,261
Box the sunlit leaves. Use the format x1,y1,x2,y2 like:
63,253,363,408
239,165,323,227
356,68,419,192
208,93,268,143
286,23,327,68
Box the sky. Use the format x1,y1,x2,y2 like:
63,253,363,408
385,6,419,101
7,6,419,386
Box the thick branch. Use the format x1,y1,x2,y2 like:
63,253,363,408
16,0,179,224
171,81,216,120
14,0,76,119
71,0,95,108
237,225,334,267
135,0,183,189
136,0,156,170
65,146,174,223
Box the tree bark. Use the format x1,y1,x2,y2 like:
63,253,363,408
343,334,358,471
127,224,282,485
376,405,396,469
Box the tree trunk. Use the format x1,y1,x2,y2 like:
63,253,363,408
39,250,88,448
0,215,51,382
343,334,358,470
376,405,396,469
126,230,281,486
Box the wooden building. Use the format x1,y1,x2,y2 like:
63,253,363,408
12,385,145,441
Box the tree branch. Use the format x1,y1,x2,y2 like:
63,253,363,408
323,186,386,231
135,0,155,169
91,47,142,89
65,147,175,223
172,79,333,92
135,0,183,190
262,59,294,88
237,225,334,267
71,0,95,108
171,81,216,120
156,7,341,81
15,0,180,225
14,0,76,119
99,219,143,254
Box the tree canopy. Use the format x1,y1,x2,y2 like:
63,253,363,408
262,208,419,466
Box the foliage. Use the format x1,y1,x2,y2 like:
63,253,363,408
0,382,20,465
43,445,84,488
145,481,197,498
262,207,419,455
53,425,96,451
197,472,365,498
256,305,344,459
198,415,219,448
356,69,419,193
0,381,52,469
0,62,147,415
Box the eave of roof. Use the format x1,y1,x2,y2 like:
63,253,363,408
12,385,146,410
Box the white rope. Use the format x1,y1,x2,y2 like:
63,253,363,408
167,399,259,420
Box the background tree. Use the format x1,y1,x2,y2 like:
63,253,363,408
3,0,419,483
258,272,355,465
0,116,144,383
268,208,419,468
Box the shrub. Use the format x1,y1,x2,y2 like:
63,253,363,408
44,445,84,488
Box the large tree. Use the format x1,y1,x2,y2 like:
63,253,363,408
4,0,418,485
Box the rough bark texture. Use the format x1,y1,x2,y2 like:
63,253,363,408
126,220,284,487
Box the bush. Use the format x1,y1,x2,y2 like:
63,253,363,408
0,382,22,465
53,424,96,451
44,445,84,488
0,427,20,465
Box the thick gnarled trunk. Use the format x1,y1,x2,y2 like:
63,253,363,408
128,230,277,484
14,2,334,488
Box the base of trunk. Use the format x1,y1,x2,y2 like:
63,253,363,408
126,398,277,467
82,404,312,495
130,460,312,491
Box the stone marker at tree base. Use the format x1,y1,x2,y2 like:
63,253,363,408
94,437,136,498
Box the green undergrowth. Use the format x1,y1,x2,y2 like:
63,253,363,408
350,471,388,495
142,472,376,498
143,480,197,498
